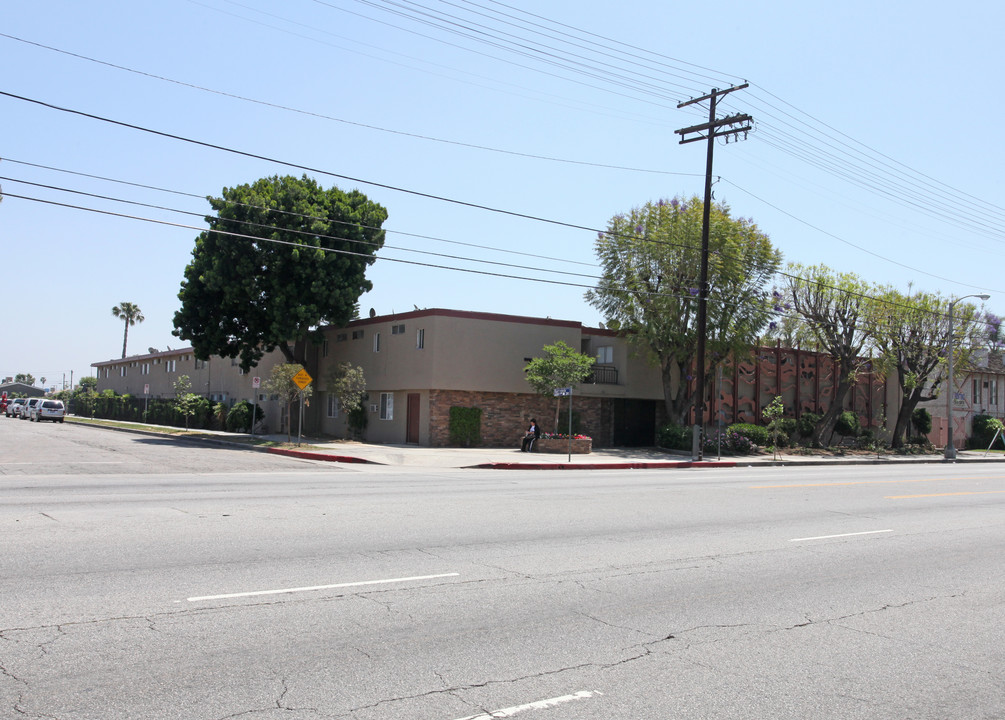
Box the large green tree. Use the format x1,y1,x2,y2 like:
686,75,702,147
173,175,388,370
586,196,781,424
869,288,983,448
111,302,144,359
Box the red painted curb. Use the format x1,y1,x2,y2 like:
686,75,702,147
472,461,737,470
266,448,374,464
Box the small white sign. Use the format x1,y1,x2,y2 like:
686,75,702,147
144,384,150,395
252,376,261,389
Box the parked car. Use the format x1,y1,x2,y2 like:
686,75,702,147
21,397,42,420
32,399,66,423
7,397,27,418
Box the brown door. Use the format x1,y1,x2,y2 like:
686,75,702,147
406,393,420,444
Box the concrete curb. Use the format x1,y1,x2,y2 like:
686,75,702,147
266,447,378,464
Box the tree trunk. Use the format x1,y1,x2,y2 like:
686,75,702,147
661,358,692,425
812,379,853,447
121,321,129,359
891,386,926,448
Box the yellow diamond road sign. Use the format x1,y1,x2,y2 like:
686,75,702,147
292,368,313,390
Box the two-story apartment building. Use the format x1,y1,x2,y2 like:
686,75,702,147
93,307,916,448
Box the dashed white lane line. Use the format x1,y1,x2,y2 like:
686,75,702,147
185,572,460,602
789,529,893,542
452,690,603,720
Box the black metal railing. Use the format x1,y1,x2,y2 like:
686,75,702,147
588,365,619,385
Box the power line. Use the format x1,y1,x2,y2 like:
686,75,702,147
0,33,699,177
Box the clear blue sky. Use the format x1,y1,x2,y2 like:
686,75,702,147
4,0,1003,390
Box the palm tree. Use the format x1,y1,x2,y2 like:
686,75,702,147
111,302,144,358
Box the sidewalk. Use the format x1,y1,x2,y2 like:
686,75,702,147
69,418,1005,470
261,437,1005,470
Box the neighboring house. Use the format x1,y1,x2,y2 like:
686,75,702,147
0,382,46,398
918,350,1005,450
92,347,288,433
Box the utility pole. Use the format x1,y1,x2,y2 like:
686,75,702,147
676,84,752,460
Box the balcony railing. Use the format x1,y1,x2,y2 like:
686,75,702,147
588,365,619,385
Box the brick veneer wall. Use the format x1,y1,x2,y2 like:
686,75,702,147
429,389,603,448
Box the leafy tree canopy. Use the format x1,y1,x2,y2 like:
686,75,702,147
173,175,388,371
586,196,781,424
14,373,36,386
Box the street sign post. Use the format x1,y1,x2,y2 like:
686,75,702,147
292,369,312,445
251,377,261,437
553,387,573,460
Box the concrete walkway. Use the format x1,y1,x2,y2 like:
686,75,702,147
70,418,1005,470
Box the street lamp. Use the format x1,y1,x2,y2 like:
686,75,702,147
945,293,990,460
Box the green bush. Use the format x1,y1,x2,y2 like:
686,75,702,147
449,406,482,447
656,423,692,451
226,400,264,432
968,415,1004,449
728,423,770,446
912,408,932,436
834,410,862,438
796,412,821,439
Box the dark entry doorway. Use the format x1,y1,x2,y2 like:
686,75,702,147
611,398,657,446
406,393,420,444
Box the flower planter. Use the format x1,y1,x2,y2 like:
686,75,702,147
535,437,592,454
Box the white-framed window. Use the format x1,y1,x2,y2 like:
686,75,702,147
991,380,999,406
238,367,245,375
416,328,425,349
327,393,339,418
391,324,405,335
379,392,393,420
165,360,176,372
973,379,982,405
194,359,206,370
119,366,127,377
373,332,381,352
596,346,614,364
141,363,150,375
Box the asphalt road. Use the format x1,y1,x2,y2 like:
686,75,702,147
2,419,1004,719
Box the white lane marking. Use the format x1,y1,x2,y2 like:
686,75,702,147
186,572,460,602
789,529,893,542
452,690,602,720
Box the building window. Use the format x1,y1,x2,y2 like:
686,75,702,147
973,379,982,405
392,324,405,335
991,380,999,406
380,392,393,420
120,367,127,377
238,367,245,375
322,339,329,358
141,363,150,375
352,329,364,340
194,359,206,370
231,358,239,366
165,360,176,372
596,346,614,364
373,332,381,352
416,328,425,349
327,393,339,418
336,333,348,342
